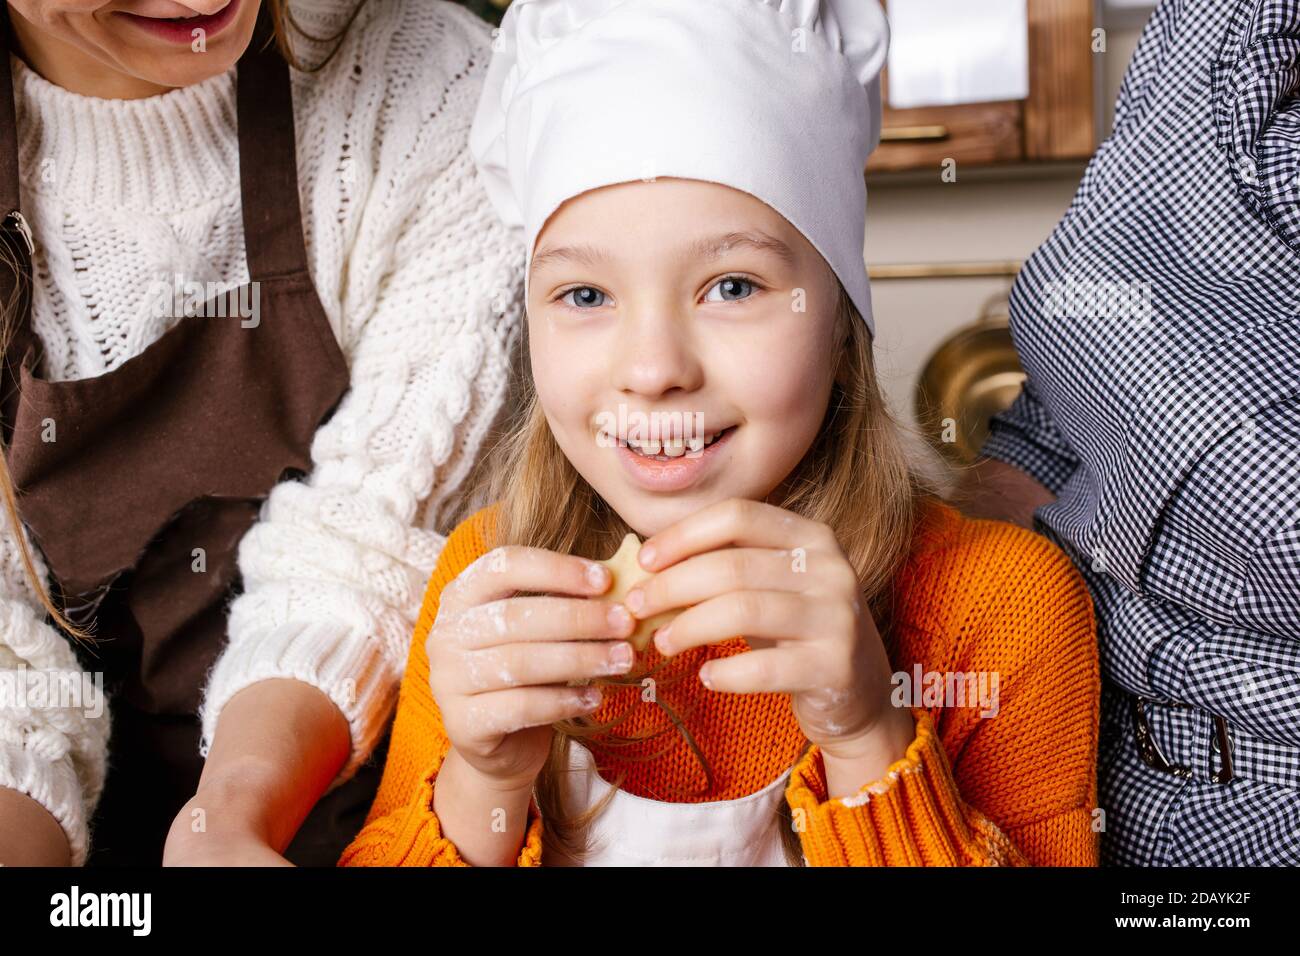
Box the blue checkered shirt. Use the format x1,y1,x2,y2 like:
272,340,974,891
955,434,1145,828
982,0,1300,865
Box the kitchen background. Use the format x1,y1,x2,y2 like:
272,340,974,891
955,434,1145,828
453,0,1160,463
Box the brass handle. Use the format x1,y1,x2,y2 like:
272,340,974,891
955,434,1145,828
868,260,1022,280
879,124,950,143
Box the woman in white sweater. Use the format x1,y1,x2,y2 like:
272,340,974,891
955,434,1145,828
0,0,521,865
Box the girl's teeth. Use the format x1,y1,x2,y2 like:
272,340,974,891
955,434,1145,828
618,427,730,458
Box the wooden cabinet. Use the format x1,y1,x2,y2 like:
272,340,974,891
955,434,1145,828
868,0,1096,173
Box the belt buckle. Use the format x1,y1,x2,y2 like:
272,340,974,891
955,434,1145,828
1130,696,1234,784
1210,712,1235,784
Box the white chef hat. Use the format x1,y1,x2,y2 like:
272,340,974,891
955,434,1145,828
469,0,890,334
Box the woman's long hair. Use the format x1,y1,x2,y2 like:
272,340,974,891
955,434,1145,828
0,0,369,642
473,283,940,866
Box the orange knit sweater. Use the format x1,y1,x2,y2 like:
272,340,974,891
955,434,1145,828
339,500,1100,867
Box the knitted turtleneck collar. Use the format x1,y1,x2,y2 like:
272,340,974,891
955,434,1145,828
9,53,240,214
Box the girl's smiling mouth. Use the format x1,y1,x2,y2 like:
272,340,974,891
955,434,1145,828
610,424,738,493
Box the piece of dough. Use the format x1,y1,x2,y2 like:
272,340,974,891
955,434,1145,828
599,532,678,652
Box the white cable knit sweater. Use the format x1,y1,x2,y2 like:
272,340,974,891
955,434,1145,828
0,0,523,865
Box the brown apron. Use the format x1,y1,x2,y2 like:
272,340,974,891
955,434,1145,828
0,11,387,866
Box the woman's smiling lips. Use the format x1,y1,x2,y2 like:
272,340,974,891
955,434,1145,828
119,0,242,45
609,425,737,492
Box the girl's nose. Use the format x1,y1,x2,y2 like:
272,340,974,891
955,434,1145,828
609,305,705,399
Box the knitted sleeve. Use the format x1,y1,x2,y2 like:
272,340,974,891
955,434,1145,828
786,709,1029,865
198,0,525,784
0,526,109,866
338,510,543,867
786,514,1101,866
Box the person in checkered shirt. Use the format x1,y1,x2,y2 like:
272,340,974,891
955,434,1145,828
962,0,1300,865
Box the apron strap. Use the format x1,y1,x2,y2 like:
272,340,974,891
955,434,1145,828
236,15,313,283
0,5,20,217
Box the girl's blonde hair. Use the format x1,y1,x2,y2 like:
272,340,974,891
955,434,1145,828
0,0,369,644
474,282,938,866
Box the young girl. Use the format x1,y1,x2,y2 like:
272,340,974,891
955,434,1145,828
340,0,1101,867
0,0,521,866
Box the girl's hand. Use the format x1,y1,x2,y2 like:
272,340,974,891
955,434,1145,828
428,546,638,792
626,498,917,790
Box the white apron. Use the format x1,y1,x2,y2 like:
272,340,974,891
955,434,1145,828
544,741,799,867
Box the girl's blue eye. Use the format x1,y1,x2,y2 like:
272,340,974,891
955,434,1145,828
704,276,755,302
562,287,608,309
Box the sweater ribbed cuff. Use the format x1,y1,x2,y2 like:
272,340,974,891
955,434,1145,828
338,747,544,867
786,709,1014,867
198,620,399,790
0,739,89,866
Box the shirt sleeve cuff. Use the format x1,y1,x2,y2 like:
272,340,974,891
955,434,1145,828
198,620,400,789
785,709,1019,867
0,738,91,866
981,387,1079,495
981,424,1078,495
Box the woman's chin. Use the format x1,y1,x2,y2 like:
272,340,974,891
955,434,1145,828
110,47,244,90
